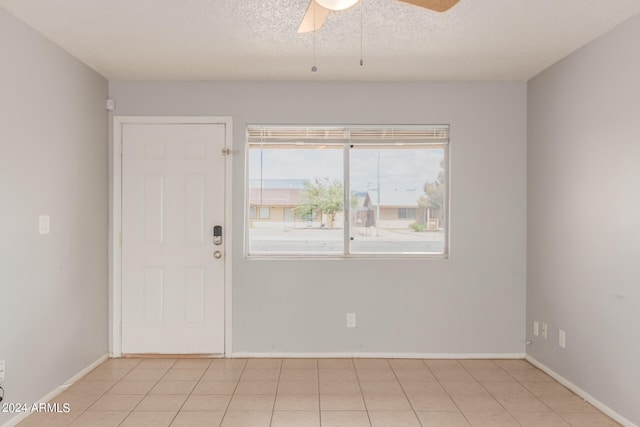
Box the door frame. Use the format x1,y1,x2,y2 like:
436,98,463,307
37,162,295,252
110,116,233,357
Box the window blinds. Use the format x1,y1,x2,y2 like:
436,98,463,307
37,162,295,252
247,125,449,144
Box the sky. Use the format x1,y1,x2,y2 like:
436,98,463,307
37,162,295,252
248,146,444,193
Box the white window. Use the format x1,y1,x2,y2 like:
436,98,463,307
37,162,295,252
246,125,448,257
398,208,417,219
259,207,270,219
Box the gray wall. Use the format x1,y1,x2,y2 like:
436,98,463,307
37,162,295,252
0,9,108,424
109,81,527,355
527,14,640,425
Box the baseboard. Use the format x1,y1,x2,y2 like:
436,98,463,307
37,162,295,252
2,354,109,427
525,355,637,427
232,352,526,359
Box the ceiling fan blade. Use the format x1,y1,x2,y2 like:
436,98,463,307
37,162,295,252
397,0,459,12
298,1,331,33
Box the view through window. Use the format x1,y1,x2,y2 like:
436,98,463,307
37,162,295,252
247,126,448,257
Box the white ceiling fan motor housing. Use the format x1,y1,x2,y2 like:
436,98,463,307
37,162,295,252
315,0,360,11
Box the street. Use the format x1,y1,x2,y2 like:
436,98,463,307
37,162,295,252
249,227,445,254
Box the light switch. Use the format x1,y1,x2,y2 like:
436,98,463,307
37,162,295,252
39,215,50,234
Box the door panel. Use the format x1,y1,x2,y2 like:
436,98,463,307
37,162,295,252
122,123,226,354
142,174,164,244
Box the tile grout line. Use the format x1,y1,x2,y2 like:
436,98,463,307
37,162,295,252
220,358,249,427
389,359,424,427
166,358,213,426
117,358,178,427
351,358,373,427
501,361,567,423
316,358,322,427
81,358,144,425
458,360,525,427
269,359,283,427
68,358,165,426
421,358,476,427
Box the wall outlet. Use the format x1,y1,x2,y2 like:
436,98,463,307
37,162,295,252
346,313,356,328
39,215,50,234
0,360,5,381
533,321,539,337
559,329,566,349
541,322,548,339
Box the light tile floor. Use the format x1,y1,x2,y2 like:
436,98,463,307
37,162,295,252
17,358,620,426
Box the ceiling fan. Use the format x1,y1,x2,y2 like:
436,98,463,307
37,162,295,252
298,0,460,33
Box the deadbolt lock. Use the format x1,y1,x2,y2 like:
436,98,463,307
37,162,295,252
213,225,222,245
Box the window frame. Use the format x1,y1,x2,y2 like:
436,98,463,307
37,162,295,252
245,125,450,260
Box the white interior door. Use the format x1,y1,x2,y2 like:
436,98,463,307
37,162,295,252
121,123,226,354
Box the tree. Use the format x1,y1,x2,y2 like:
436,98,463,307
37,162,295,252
293,178,344,228
420,181,444,211
418,160,445,221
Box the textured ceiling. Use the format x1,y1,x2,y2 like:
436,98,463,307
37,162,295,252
2,0,640,81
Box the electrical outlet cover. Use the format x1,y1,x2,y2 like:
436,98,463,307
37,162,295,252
559,330,566,348
346,313,356,328
39,215,50,234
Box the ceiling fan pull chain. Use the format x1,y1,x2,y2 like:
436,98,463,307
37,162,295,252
360,0,364,66
312,2,318,72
